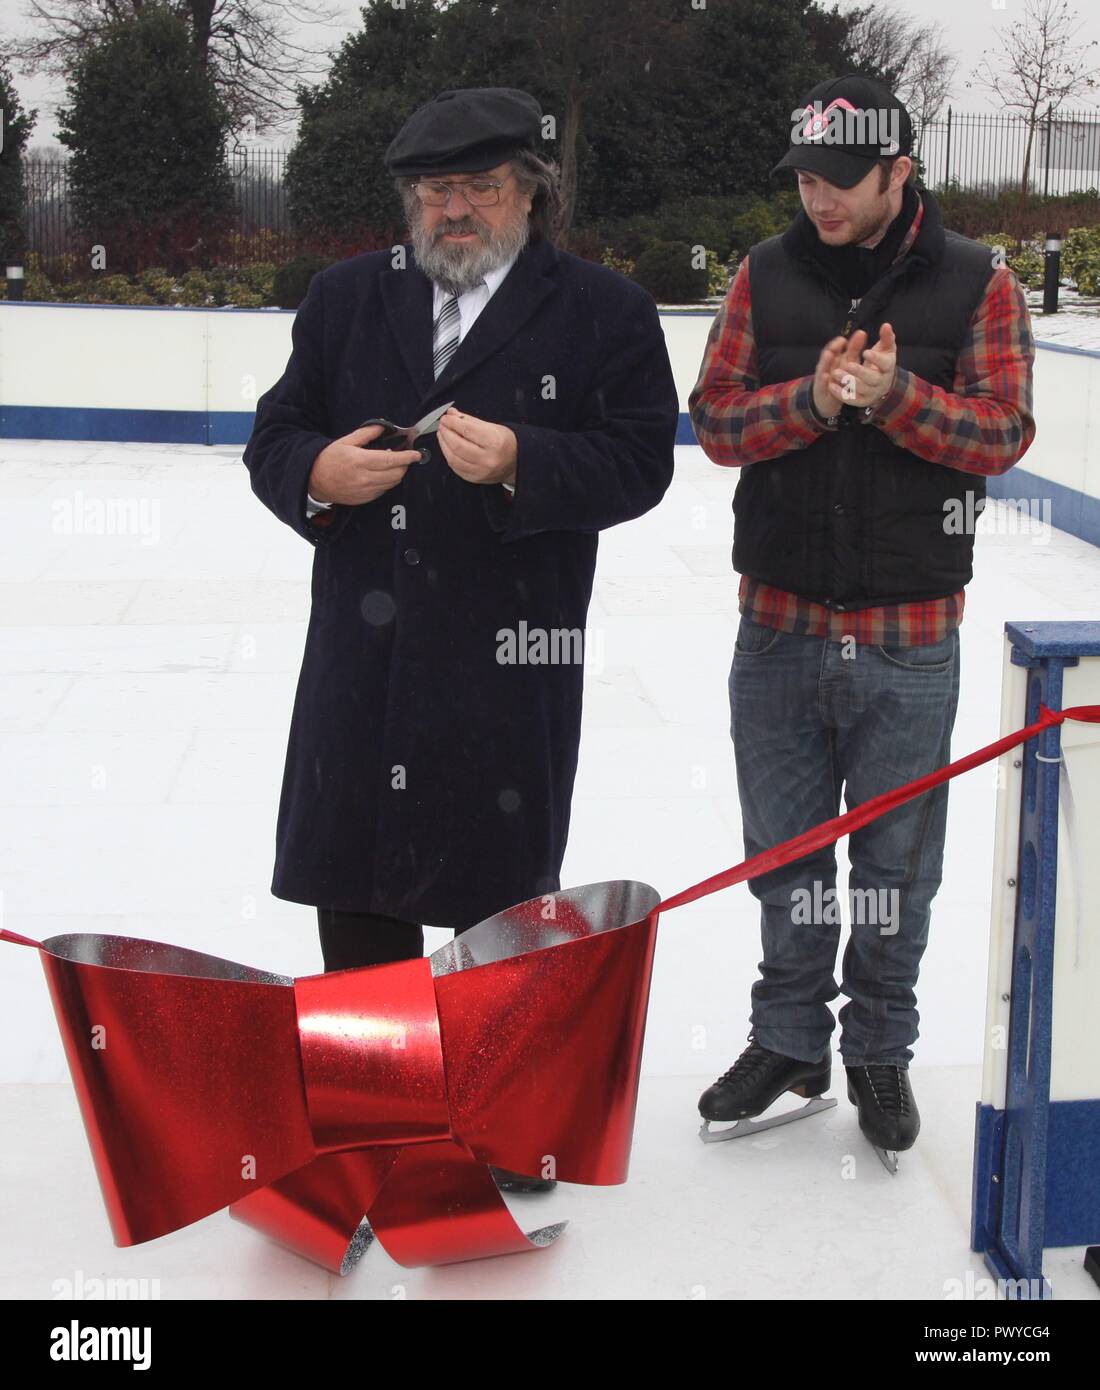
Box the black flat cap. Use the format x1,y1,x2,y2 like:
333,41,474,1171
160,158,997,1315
385,87,543,177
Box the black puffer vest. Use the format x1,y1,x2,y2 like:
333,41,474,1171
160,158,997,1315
734,189,994,610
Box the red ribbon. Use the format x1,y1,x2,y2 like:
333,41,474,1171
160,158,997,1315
3,701,1098,1270
658,701,1100,911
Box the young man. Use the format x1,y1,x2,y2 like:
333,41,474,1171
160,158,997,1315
689,74,1035,1169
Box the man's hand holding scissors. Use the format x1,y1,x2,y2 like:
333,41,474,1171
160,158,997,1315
307,401,455,506
437,408,518,486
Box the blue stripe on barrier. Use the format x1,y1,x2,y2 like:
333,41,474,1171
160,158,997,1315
987,465,1100,551
208,411,261,446
0,405,207,444
5,407,1100,556
0,404,704,449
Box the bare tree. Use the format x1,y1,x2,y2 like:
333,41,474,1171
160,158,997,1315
903,23,958,146
845,2,959,135
843,3,959,167
6,0,344,136
967,0,1098,198
845,4,906,91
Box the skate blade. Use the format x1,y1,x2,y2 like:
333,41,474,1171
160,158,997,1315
873,1145,899,1175
699,1094,837,1144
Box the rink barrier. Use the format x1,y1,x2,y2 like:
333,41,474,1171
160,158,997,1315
972,620,1100,1297
1,301,1098,546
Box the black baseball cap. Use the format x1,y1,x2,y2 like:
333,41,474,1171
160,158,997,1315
385,87,543,177
772,73,913,188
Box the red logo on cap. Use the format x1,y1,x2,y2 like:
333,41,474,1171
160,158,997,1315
800,98,858,142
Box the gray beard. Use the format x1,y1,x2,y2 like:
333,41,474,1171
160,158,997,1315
409,209,531,294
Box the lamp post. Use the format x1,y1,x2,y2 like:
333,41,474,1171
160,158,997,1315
5,263,24,301
1042,233,1063,315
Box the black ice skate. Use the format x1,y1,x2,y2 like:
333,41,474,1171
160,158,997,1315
845,1064,920,1174
697,1040,836,1143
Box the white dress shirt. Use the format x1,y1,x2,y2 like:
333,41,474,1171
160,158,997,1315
306,251,520,515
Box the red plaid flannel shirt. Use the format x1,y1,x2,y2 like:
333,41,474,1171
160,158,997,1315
689,199,1037,645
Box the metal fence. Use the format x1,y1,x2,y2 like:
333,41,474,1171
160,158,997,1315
20,110,1100,270
229,147,290,245
917,107,1100,197
22,147,298,271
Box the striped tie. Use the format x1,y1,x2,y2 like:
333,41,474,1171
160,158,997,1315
432,291,461,378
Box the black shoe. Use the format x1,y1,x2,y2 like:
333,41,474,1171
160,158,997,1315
698,1040,831,1122
489,1166,557,1193
845,1064,920,1152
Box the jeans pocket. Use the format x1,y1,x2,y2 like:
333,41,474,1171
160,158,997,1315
874,629,957,672
734,615,783,656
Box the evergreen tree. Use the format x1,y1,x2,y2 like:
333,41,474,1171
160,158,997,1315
284,0,440,245
0,63,37,265
56,4,235,273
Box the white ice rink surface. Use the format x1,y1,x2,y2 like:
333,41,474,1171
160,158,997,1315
1,438,1097,1300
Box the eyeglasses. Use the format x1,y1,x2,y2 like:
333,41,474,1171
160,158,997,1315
411,175,512,207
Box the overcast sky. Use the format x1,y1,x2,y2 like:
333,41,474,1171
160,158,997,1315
7,0,1100,150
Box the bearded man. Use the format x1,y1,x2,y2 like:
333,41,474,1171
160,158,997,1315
242,88,677,1013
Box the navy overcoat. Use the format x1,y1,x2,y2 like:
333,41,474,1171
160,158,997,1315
243,232,678,930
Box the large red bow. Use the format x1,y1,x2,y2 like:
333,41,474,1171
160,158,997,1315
1,883,660,1271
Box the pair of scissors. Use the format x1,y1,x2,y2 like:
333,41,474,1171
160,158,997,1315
357,400,456,452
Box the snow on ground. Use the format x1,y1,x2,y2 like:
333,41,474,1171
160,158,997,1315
1025,288,1100,351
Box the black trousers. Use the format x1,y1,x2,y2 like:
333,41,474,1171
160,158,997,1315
316,906,425,971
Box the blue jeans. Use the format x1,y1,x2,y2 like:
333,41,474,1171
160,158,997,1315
729,614,961,1067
